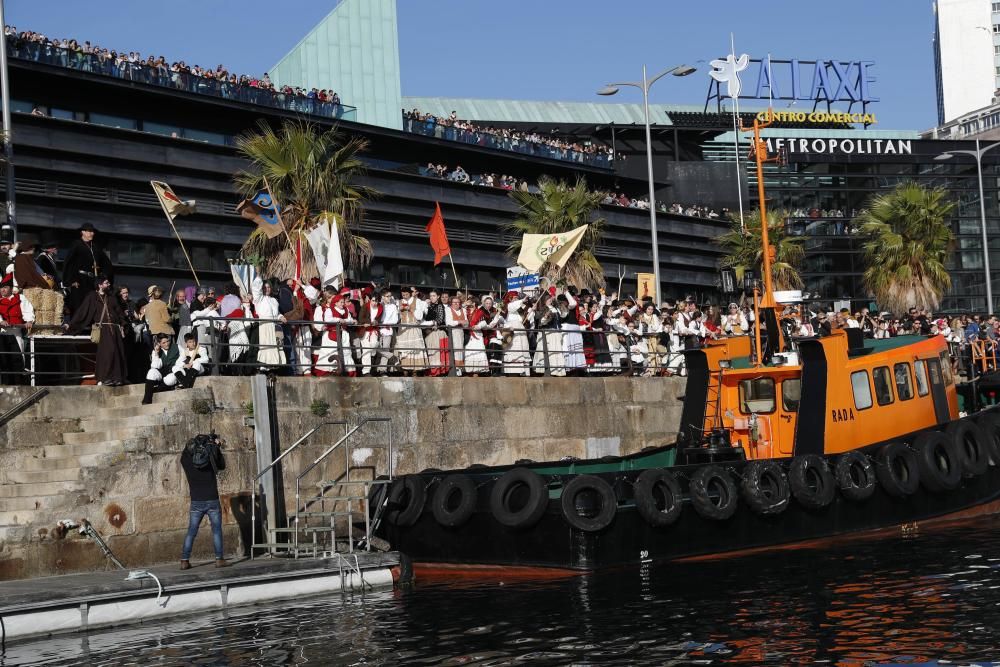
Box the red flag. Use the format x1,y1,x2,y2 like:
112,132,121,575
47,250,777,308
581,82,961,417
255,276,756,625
425,202,451,266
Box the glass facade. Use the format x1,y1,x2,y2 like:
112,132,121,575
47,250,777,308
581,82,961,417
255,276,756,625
754,137,1000,313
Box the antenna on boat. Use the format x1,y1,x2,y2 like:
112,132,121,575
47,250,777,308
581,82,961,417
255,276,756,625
741,108,782,367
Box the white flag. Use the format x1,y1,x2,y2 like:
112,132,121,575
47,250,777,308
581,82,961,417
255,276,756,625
230,263,257,296
305,221,331,280
323,214,345,289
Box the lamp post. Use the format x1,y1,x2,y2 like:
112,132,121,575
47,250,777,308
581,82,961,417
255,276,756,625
598,64,696,300
937,139,1000,313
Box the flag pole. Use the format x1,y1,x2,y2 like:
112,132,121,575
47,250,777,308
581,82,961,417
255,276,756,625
447,252,460,289
262,175,298,260
150,181,200,286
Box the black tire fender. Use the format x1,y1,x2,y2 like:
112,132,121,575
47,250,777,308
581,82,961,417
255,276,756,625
689,465,739,521
834,451,877,502
788,455,836,510
489,467,549,529
633,468,683,528
431,474,478,528
740,460,790,515
946,420,990,477
914,431,962,492
385,476,427,527
560,475,617,532
974,411,1000,465
876,442,920,497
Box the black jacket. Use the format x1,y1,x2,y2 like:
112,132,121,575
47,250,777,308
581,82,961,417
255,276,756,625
62,239,113,285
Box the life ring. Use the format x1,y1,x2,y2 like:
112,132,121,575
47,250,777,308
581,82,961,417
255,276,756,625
689,465,739,520
431,474,478,528
489,467,549,529
976,412,1000,464
740,460,790,515
633,468,683,527
946,421,990,477
913,431,962,492
560,475,617,532
385,476,427,527
788,455,836,510
875,442,920,497
833,451,876,502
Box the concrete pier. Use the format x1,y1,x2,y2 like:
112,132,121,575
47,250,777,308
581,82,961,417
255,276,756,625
0,551,402,643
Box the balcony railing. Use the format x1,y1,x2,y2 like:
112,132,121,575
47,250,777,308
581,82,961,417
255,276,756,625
7,40,357,121
402,113,613,169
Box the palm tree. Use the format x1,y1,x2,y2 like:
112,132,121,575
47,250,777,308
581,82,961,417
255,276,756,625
717,208,805,291
234,120,376,278
506,176,606,289
857,181,955,313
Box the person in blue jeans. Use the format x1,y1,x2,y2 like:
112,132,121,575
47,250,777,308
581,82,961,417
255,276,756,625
180,435,227,569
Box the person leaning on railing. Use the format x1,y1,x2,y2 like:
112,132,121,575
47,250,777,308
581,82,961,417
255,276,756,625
0,273,34,385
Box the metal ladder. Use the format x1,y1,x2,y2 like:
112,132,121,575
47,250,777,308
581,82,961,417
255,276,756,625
251,416,393,559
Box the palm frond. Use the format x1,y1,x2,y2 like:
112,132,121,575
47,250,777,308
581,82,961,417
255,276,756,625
716,208,805,291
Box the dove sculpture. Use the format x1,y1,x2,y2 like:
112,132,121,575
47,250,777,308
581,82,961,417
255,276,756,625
709,53,750,99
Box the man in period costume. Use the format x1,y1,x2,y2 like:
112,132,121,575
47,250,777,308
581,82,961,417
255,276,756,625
358,290,384,376
0,273,34,384
167,333,210,389
36,238,60,287
142,333,180,404
62,223,113,315
66,275,128,386
144,285,174,339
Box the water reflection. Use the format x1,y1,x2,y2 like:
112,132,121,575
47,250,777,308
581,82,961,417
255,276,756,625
5,517,1000,665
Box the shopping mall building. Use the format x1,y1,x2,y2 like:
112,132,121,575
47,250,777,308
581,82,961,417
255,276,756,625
4,0,998,312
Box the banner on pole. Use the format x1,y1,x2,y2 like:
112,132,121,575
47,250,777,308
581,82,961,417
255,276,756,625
516,224,588,272
637,272,657,302
505,266,540,292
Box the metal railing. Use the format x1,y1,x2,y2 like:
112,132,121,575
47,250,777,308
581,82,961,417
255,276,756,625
402,113,613,169
8,39,357,121
250,420,348,558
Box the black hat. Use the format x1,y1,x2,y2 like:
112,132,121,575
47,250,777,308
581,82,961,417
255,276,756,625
579,289,592,297
39,237,59,249
79,222,97,232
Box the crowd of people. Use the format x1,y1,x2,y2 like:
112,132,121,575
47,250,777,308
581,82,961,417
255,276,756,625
5,26,346,117
598,194,728,220
403,109,613,168
1,222,992,392
420,163,531,191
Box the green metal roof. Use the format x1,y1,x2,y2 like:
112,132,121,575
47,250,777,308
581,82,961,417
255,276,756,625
401,96,705,126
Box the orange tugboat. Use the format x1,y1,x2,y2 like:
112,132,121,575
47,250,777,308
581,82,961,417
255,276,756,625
376,113,1000,571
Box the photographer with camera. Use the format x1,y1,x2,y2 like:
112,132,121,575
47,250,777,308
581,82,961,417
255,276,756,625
179,433,227,570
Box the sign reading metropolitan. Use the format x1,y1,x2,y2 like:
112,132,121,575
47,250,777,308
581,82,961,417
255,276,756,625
764,137,912,156
708,55,878,104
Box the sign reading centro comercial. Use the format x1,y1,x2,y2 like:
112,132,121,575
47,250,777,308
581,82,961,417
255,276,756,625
764,137,912,156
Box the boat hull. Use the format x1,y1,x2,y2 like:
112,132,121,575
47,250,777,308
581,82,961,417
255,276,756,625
381,450,1000,572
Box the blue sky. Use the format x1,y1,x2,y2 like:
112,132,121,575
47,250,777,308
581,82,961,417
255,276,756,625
8,0,938,129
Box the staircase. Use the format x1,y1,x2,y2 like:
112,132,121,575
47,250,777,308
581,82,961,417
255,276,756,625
252,416,393,559
0,385,212,535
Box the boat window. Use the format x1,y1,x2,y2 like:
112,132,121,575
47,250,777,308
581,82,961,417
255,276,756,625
939,352,953,385
894,363,914,401
781,378,801,412
739,377,776,414
872,367,894,406
851,370,873,410
928,359,942,385
914,360,929,396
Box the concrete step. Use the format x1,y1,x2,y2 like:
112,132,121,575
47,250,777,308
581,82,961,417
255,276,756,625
0,495,66,512
105,387,212,409
0,509,39,525
64,426,158,445
18,453,109,471
79,412,183,432
6,468,81,484
0,481,82,498
41,439,144,459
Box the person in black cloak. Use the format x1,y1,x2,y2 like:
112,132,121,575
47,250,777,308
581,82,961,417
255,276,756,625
66,275,129,385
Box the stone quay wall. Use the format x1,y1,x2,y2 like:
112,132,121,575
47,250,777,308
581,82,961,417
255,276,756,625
0,376,685,580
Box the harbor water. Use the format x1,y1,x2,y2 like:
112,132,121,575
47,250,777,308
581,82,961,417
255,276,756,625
5,515,1000,666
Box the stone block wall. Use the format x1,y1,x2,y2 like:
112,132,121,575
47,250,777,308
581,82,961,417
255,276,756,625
0,375,685,580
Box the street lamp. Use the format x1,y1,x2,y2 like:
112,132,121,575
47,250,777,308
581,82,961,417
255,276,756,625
937,138,1000,313
598,64,696,300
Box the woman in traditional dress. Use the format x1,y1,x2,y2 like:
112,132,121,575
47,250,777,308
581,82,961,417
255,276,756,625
394,286,428,374
465,296,501,375
531,293,564,376
251,277,285,370
557,291,585,374
445,294,468,375
502,292,531,377
422,290,448,376
587,302,613,373
66,275,128,386
312,290,356,376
